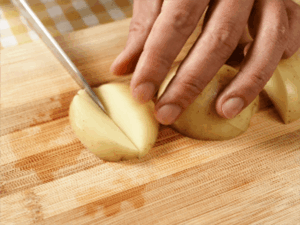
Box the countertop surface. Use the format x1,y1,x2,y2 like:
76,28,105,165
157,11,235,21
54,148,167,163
1,7,300,225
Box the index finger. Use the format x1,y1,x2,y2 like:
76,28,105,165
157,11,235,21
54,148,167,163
130,0,209,103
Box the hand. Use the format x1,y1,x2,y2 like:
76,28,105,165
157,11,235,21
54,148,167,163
111,0,300,125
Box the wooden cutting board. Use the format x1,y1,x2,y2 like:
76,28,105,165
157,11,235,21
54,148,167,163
1,18,300,224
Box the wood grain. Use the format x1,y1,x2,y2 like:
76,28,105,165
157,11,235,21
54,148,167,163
1,17,300,225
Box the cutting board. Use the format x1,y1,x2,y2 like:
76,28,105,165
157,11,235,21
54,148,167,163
1,18,300,224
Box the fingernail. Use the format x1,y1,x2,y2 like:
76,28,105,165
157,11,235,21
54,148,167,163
156,104,182,125
222,97,244,119
132,82,156,103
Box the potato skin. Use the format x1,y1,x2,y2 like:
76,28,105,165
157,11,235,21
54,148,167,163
158,65,259,140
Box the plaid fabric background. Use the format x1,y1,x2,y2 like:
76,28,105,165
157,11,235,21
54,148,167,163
2,0,300,49
0,0,133,49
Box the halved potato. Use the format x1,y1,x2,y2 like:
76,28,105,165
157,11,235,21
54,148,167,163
264,51,300,124
69,83,159,161
158,64,259,140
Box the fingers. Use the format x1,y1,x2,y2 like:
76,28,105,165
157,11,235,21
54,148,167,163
282,0,300,58
216,0,289,119
155,0,254,125
130,0,208,104
110,0,163,75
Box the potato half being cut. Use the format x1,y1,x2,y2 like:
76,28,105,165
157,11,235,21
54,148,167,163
158,64,259,140
264,51,300,124
69,83,159,161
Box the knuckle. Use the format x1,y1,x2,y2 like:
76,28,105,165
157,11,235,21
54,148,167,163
167,8,198,36
157,54,173,71
142,50,173,74
177,75,206,106
278,26,289,44
129,20,150,35
249,71,270,91
268,21,289,45
208,22,240,59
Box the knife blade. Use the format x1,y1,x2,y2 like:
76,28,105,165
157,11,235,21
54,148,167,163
12,0,106,113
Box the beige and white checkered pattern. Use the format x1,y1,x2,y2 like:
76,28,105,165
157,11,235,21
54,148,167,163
0,0,133,49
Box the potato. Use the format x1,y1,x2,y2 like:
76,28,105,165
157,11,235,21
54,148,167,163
158,64,259,140
69,83,159,161
264,51,300,124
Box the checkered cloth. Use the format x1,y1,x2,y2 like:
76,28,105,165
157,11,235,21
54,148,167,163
0,0,133,49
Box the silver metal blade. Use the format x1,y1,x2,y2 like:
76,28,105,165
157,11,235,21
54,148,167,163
12,0,106,113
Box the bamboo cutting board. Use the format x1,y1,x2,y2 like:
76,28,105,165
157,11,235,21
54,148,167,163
1,18,300,225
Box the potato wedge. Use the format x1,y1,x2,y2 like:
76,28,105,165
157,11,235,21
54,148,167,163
69,83,159,161
264,51,300,124
158,64,259,140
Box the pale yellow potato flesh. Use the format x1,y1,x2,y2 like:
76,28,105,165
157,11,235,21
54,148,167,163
69,83,159,161
158,64,259,140
264,51,300,124
93,84,159,158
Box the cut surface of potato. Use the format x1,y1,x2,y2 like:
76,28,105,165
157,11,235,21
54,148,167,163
93,84,158,158
69,83,159,161
158,64,259,140
264,51,300,124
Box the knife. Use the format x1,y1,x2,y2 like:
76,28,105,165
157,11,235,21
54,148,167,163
12,0,106,113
